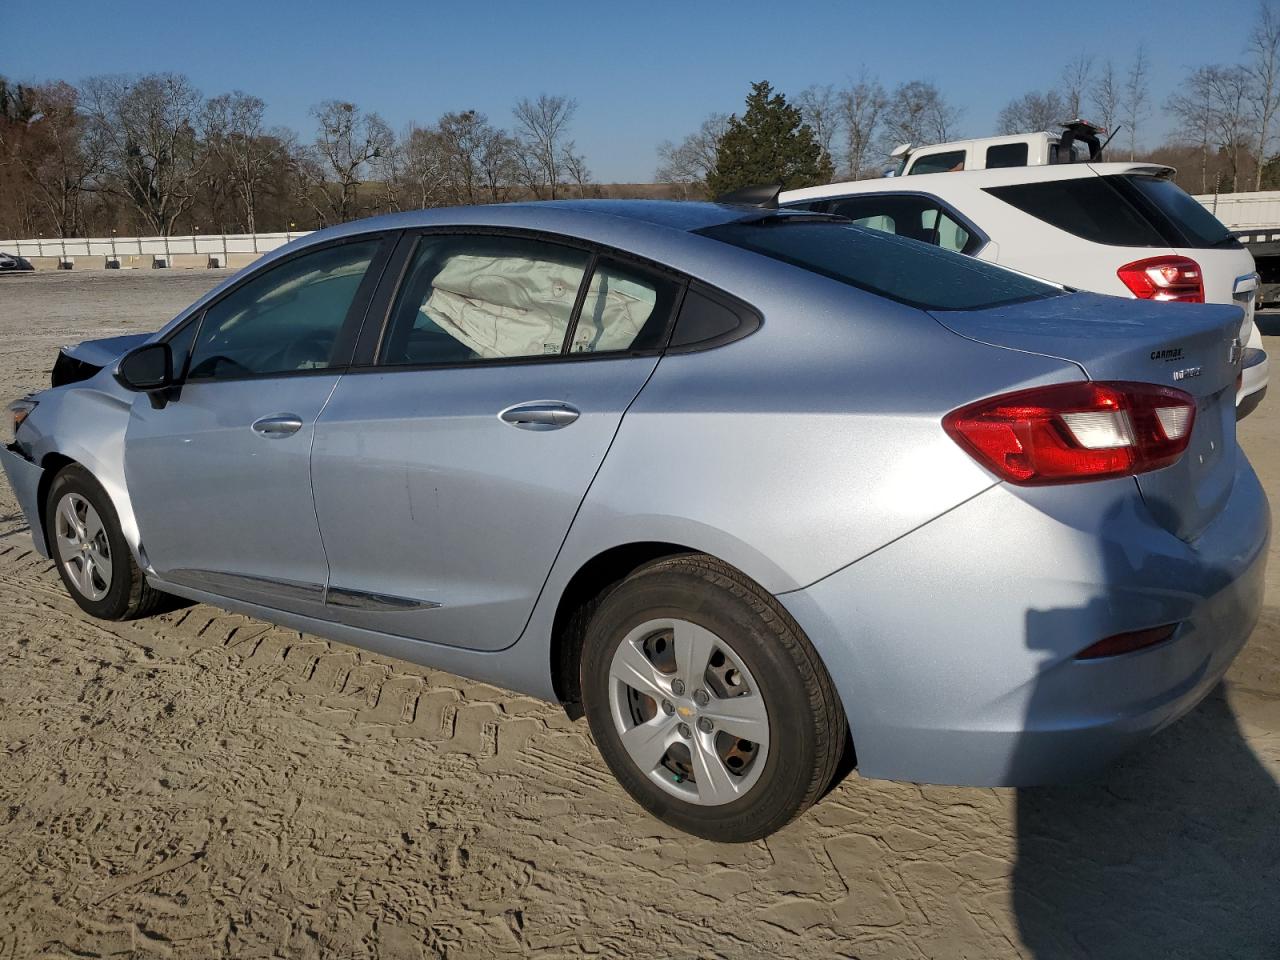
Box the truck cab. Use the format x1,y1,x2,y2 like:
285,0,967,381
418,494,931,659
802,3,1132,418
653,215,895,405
892,122,1101,177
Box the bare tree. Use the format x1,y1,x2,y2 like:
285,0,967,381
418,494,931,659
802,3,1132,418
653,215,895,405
1248,0,1280,189
309,99,393,223
1207,65,1256,191
0,82,102,237
1123,45,1151,160
1092,60,1122,138
479,128,518,203
1060,53,1095,118
997,90,1067,134
837,72,887,178
82,73,208,235
512,94,578,200
563,147,592,198
436,110,485,204
796,84,840,169
397,124,450,209
881,80,961,152
1167,67,1220,193
655,113,728,196
202,92,291,234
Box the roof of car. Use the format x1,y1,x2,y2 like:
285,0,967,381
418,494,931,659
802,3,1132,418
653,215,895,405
298,199,807,250
780,162,1176,204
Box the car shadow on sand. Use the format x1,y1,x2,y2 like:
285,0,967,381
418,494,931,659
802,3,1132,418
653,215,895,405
1010,519,1280,960
1013,684,1280,957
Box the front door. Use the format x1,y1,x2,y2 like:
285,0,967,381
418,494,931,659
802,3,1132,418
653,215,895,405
125,235,389,613
310,232,684,649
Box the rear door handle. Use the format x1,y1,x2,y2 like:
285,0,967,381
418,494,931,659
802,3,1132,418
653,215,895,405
251,414,304,438
499,401,580,430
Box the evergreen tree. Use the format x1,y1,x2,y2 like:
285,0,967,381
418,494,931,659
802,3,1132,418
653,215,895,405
706,81,834,197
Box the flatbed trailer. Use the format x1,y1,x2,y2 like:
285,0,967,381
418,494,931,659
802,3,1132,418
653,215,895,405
1196,191,1280,307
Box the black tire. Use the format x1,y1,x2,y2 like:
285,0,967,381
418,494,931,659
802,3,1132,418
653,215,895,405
45,464,167,621
581,554,847,842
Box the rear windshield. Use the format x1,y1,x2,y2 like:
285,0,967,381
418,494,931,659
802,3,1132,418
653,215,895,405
698,220,1060,311
984,177,1166,246
984,174,1241,249
1116,175,1238,248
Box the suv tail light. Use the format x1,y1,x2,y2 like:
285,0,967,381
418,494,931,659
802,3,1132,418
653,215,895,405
943,381,1196,485
1116,255,1204,302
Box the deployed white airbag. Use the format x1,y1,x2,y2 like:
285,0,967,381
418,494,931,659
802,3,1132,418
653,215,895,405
423,254,656,358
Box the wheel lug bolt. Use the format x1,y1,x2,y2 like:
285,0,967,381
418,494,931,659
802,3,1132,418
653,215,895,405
677,722,692,739
671,679,685,696
661,700,674,716
697,717,714,734
693,689,709,706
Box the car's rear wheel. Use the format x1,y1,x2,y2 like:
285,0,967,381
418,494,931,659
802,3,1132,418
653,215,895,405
581,554,847,842
46,464,166,620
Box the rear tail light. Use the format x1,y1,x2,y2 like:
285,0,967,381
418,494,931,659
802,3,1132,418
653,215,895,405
942,381,1196,485
1116,255,1204,302
1076,623,1179,660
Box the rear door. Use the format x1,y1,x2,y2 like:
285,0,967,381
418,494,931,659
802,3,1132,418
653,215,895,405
309,231,685,650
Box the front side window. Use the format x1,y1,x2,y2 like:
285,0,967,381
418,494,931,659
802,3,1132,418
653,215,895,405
698,219,1058,311
908,150,966,175
187,239,381,380
380,235,678,365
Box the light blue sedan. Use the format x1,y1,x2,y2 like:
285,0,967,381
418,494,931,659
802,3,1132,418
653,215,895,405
2,200,1268,841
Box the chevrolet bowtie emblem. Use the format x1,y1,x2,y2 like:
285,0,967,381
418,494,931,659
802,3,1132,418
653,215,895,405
676,705,694,718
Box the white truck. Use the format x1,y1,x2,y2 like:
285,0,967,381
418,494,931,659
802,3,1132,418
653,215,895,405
889,121,1103,176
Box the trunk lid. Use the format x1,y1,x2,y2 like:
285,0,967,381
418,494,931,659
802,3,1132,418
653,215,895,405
931,291,1245,541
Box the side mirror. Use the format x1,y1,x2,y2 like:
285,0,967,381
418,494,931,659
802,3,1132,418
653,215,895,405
115,342,174,393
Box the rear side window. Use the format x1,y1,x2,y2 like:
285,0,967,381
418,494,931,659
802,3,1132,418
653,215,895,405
985,143,1028,168
908,150,966,175
1115,175,1239,249
571,258,683,354
379,235,680,366
698,221,1058,311
984,177,1166,246
827,194,981,254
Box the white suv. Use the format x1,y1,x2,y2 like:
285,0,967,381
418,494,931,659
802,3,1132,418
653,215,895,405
781,162,1269,418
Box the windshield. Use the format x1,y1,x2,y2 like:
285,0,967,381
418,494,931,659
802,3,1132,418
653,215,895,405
698,220,1061,311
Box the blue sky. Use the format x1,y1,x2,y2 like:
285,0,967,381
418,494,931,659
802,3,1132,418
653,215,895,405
2,0,1266,181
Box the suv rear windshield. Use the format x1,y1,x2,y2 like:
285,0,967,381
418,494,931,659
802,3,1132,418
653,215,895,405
1115,175,1238,248
984,177,1165,246
697,219,1060,311
984,174,1240,249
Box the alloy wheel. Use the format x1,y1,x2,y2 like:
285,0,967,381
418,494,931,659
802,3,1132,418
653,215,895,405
607,617,770,805
53,492,113,602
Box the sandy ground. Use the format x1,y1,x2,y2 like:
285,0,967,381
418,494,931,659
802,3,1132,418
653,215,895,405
0,270,1277,960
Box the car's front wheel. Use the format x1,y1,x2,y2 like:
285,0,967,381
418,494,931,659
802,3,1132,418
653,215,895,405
581,554,847,842
46,464,166,620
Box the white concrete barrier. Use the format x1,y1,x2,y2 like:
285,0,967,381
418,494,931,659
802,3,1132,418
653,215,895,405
0,231,314,269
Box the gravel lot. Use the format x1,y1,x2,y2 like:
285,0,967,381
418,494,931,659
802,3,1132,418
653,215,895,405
0,271,1277,960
